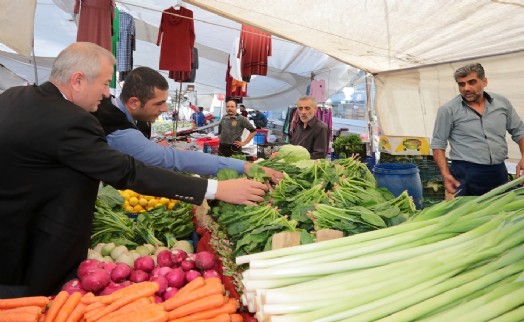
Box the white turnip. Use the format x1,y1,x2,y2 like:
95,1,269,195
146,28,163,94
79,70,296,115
156,250,173,267
150,275,168,295
129,269,149,283
134,255,155,273
80,269,110,293
185,270,202,283
170,249,187,264
173,240,194,254
77,259,102,278
61,278,86,295
195,251,216,270
110,262,132,283
110,245,128,260
165,268,186,289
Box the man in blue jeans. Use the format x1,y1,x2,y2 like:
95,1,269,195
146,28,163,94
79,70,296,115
431,63,524,196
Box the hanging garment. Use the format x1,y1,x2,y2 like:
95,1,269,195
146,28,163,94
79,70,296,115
169,47,199,82
117,11,135,72
157,6,195,72
229,37,242,81
74,0,115,52
225,56,248,98
238,25,272,79
109,7,119,89
309,79,326,102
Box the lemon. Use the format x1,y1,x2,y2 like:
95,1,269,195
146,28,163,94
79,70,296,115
133,204,145,213
138,198,148,207
159,197,170,205
147,199,157,208
125,205,134,213
129,196,139,206
167,202,175,210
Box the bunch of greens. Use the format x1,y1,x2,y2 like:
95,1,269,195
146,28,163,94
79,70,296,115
91,186,194,248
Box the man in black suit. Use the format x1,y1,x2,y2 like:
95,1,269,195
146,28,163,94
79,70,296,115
0,42,269,297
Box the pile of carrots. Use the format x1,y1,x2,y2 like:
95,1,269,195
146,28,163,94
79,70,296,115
0,277,242,322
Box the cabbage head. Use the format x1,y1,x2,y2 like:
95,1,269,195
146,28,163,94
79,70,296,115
277,144,311,163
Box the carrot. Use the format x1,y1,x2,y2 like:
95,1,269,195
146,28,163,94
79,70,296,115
0,306,43,316
0,311,40,322
168,298,239,322
44,291,69,322
87,282,159,321
94,304,167,322
167,294,228,320
85,301,105,312
229,313,243,322
162,281,224,311
194,313,232,322
0,296,50,310
97,282,150,305
96,297,151,322
79,293,95,305
174,277,205,297
64,302,86,322
54,292,82,322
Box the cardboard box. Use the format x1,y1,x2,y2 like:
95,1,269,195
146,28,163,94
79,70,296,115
379,135,431,155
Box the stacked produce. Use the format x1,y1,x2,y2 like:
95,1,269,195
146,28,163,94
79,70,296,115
0,278,242,322
209,152,416,257
237,177,524,321
63,245,221,302
91,185,194,248
118,189,179,213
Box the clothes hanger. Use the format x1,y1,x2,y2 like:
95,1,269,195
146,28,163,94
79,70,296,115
174,0,182,10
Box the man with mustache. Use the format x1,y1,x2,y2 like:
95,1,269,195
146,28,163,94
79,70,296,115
431,63,524,196
290,96,329,159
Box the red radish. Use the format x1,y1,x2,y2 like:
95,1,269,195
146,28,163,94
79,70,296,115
80,268,110,293
134,256,155,273
98,281,130,296
156,250,173,267
187,253,197,261
129,269,149,283
203,270,220,280
195,251,216,270
185,269,202,282
180,258,195,271
170,250,187,264
163,287,179,301
77,259,102,278
152,266,173,277
110,262,132,283
61,278,86,295
154,295,163,303
165,268,186,289
101,261,117,275
150,275,168,295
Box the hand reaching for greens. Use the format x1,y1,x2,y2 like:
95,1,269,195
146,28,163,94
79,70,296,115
215,178,268,205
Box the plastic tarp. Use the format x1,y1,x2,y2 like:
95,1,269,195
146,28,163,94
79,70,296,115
0,0,360,112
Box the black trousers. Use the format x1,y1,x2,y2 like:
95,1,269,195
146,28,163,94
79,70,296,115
218,143,242,157
451,160,508,196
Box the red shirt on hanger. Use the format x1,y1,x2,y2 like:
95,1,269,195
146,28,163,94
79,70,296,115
157,6,195,72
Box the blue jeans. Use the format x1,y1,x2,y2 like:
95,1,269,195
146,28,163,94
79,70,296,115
451,160,508,196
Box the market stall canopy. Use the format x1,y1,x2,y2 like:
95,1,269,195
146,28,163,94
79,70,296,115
0,0,360,113
2,0,524,160
184,0,524,161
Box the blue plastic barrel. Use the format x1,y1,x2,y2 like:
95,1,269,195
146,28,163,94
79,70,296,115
373,163,423,209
